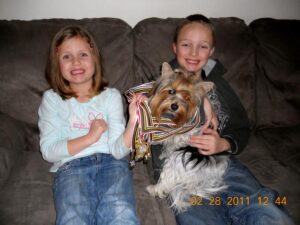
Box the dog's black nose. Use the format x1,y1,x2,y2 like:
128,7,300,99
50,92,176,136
171,103,179,111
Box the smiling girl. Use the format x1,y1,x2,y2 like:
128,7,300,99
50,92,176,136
38,25,140,225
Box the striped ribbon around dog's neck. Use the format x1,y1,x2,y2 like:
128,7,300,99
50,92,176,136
125,82,201,168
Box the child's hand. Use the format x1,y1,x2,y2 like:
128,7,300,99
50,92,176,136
189,128,230,155
88,119,108,143
128,93,147,124
123,93,148,149
67,119,107,156
202,97,218,131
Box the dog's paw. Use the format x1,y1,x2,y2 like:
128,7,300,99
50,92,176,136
170,200,190,214
147,185,167,199
146,185,157,196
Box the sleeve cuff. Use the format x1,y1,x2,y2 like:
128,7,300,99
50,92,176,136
110,135,131,159
222,135,238,154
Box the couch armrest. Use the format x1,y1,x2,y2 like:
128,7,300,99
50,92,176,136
0,112,26,187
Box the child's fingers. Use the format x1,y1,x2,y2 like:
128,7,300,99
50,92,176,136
136,93,147,103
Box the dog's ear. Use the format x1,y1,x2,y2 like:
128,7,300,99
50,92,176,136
161,62,174,79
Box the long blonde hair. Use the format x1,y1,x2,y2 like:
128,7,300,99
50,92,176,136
46,25,107,99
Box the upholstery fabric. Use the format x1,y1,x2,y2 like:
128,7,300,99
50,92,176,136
250,18,300,128
0,17,299,225
0,113,25,187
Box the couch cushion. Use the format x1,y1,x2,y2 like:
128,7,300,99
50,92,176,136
257,126,300,174
237,133,300,223
133,162,176,225
250,18,300,128
0,151,55,225
132,17,256,127
0,113,26,187
0,18,134,151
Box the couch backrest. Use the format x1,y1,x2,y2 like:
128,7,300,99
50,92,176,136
132,17,256,126
0,18,135,151
2,16,298,152
250,18,300,129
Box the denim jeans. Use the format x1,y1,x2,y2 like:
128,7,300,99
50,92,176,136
151,146,295,225
175,158,295,225
53,153,140,225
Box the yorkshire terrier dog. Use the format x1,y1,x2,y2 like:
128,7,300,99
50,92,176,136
146,62,229,213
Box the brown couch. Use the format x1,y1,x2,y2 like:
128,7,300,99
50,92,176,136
0,16,299,225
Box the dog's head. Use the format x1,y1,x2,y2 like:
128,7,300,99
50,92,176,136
148,62,214,127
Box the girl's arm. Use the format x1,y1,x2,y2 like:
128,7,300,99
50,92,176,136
207,60,250,154
104,89,138,159
189,59,250,155
38,91,70,163
39,91,108,162
189,96,231,155
67,118,107,155
122,93,145,148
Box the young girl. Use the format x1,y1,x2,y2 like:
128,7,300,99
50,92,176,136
38,25,140,225
152,15,295,225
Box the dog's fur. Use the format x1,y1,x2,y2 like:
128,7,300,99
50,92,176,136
146,62,229,213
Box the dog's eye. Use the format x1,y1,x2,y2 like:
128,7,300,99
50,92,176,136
168,89,176,95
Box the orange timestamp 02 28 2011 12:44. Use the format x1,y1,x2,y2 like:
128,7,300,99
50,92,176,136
189,195,288,207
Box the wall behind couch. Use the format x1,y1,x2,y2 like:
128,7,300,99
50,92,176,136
0,0,299,26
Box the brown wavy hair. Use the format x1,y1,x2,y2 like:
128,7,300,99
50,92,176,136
46,25,107,99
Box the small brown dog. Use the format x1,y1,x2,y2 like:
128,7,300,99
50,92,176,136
149,62,214,128
146,62,229,213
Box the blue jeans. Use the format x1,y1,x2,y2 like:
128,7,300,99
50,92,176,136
175,158,295,225
53,153,140,225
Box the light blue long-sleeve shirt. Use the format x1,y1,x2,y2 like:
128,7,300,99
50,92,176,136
38,88,130,172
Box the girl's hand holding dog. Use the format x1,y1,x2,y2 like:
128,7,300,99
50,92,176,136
189,128,231,155
189,97,230,155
